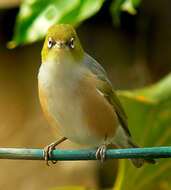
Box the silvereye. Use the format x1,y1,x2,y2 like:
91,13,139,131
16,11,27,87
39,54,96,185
38,24,155,167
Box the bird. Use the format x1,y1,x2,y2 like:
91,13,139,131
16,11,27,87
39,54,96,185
38,24,156,167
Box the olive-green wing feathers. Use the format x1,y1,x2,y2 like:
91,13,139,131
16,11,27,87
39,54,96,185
83,53,131,137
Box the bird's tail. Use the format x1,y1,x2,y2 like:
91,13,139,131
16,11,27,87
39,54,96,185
112,126,156,168
127,139,156,168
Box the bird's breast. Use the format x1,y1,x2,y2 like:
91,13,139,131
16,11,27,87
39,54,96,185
38,61,118,146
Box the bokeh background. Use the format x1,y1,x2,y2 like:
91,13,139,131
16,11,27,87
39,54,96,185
0,0,170,190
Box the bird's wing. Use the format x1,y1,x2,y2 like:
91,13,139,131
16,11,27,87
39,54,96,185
83,53,131,137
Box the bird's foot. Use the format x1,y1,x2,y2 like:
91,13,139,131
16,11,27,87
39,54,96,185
44,142,58,166
43,137,67,166
96,144,107,162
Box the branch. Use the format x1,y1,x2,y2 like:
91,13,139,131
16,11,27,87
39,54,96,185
0,147,171,161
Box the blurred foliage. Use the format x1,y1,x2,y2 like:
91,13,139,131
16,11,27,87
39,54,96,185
115,73,171,190
8,0,142,48
8,0,105,48
110,0,141,25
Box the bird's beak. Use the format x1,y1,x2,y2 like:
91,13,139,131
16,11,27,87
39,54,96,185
55,40,65,49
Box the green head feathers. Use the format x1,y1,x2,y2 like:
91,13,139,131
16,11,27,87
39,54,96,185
42,24,84,62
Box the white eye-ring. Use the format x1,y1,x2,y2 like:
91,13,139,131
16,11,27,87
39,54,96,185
69,37,75,49
47,37,55,49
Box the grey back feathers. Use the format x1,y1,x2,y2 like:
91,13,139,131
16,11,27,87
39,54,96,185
83,53,112,86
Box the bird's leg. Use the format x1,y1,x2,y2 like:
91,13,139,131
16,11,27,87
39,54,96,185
44,137,67,166
96,135,107,162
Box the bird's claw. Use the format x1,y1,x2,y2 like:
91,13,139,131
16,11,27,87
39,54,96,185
43,137,67,166
44,142,57,166
96,144,107,162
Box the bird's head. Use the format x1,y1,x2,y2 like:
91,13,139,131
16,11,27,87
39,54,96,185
41,24,84,64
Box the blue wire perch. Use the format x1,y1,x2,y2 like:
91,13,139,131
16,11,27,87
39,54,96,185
0,147,171,161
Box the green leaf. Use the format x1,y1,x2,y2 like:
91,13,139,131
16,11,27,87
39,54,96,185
110,0,142,25
59,0,105,26
114,73,171,190
8,0,105,48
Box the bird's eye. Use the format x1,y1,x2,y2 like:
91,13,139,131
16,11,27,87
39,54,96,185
47,37,55,49
68,37,75,49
